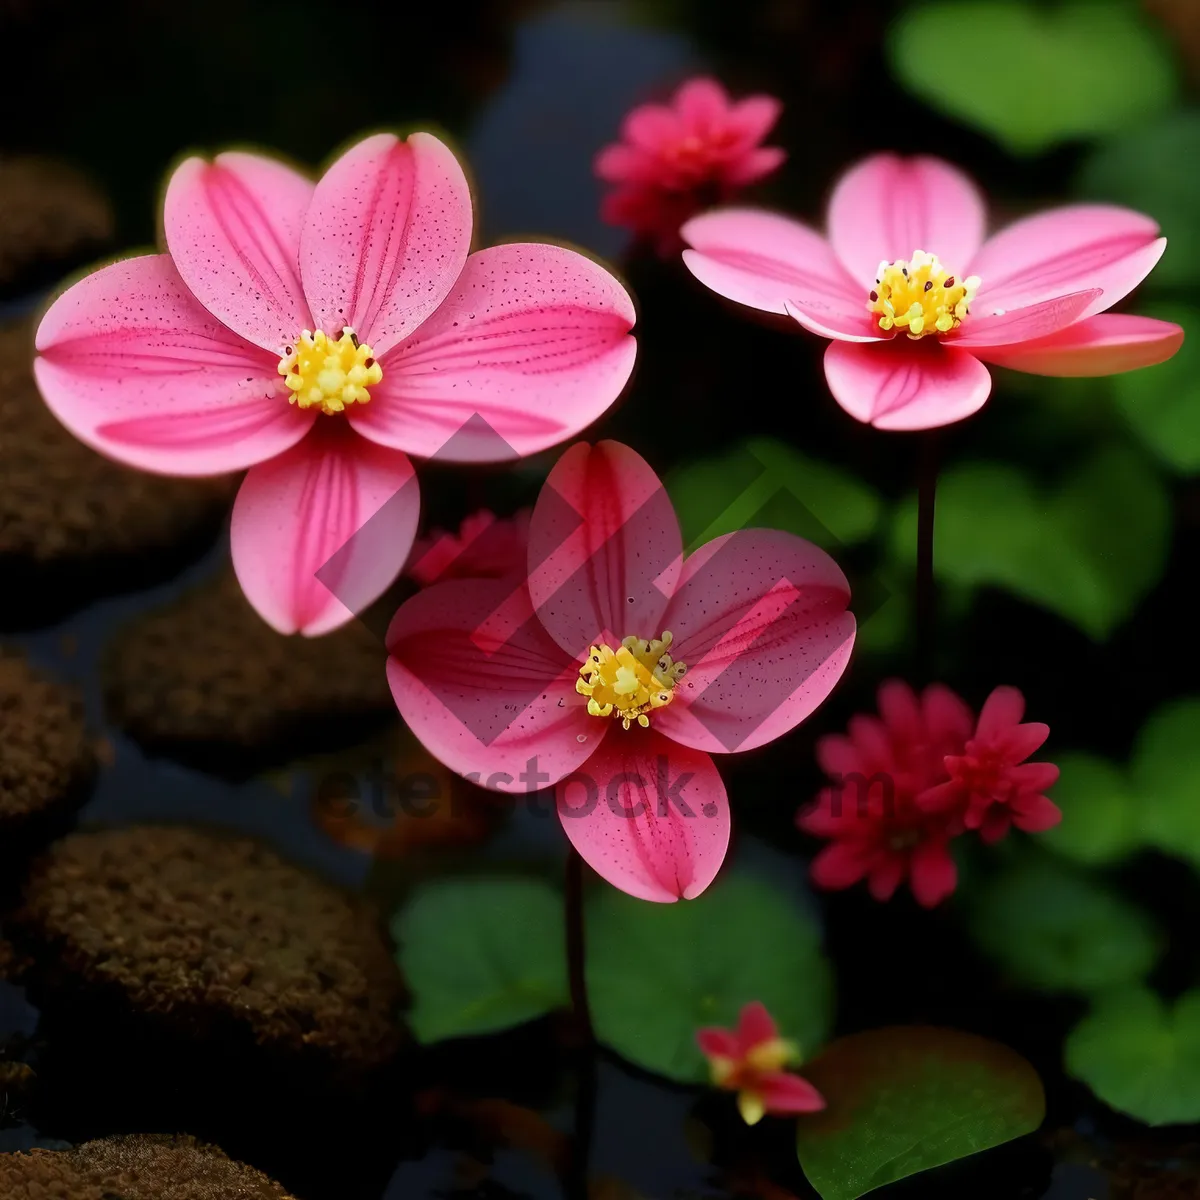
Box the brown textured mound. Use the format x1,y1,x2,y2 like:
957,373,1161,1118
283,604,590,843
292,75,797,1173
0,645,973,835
0,321,239,627
0,156,113,294
0,1133,297,1199
102,568,394,774
11,825,404,1074
0,649,94,874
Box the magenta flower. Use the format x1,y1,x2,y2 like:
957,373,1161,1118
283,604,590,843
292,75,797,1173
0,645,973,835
596,76,785,256
406,508,532,587
34,133,637,635
918,686,1061,843
697,1001,825,1125
387,440,855,902
682,153,1184,430
797,679,975,908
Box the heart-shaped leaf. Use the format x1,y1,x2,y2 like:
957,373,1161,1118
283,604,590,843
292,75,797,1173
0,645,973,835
586,872,833,1083
1109,303,1200,474
888,0,1177,156
1131,697,1200,867
666,437,882,556
1066,987,1200,1125
967,855,1161,994
1040,752,1141,866
1077,112,1200,290
391,877,568,1043
795,1027,1045,1200
890,446,1171,640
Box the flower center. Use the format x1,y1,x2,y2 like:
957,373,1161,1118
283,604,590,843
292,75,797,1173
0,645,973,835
576,632,688,731
867,251,980,340
277,327,382,416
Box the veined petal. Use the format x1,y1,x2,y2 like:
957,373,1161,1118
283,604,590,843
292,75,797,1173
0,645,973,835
230,422,418,636
556,728,729,902
827,154,987,290
34,253,310,475
823,339,992,431
950,290,1101,349
653,529,855,754
527,440,683,659
971,314,1184,376
681,208,863,318
352,244,636,460
163,151,314,353
386,577,595,789
300,132,472,356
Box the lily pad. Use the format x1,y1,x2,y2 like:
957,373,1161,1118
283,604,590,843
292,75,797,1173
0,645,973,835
890,446,1171,640
967,856,1161,994
586,873,833,1083
1131,697,1200,866
1066,987,1200,1125
795,1027,1045,1200
1109,303,1200,474
391,876,569,1043
1077,111,1200,290
666,438,881,556
1040,752,1141,866
888,0,1178,156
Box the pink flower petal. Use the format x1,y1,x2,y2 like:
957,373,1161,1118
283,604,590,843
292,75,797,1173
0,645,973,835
556,728,730,902
736,1001,779,1049
1001,722,1050,762
652,529,855,755
950,290,1102,349
594,143,659,185
387,577,597,789
681,208,864,318
909,839,958,908
1009,762,1061,792
230,422,418,636
299,132,472,357
868,855,906,902
823,339,992,431
971,314,1185,377
757,1072,826,1114
923,684,975,745
622,103,682,151
1010,792,1063,833
675,77,731,127
827,154,987,290
697,1027,739,1060
877,679,923,743
783,298,888,344
966,205,1164,319
352,244,636,461
34,254,310,475
727,96,783,145
724,146,787,188
387,577,597,788
162,151,314,354
977,686,1025,738
810,840,876,890
526,440,683,659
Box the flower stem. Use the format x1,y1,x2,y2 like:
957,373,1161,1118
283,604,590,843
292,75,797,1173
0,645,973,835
564,847,595,1199
916,432,940,682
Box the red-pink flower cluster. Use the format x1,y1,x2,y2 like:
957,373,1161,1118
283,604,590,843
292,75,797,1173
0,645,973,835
797,681,1060,908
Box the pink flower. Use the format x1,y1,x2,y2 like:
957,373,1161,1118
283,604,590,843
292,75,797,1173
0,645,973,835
34,134,637,635
918,686,1061,844
406,508,532,586
696,1001,825,1125
596,76,785,256
387,439,855,902
682,153,1184,430
797,679,975,908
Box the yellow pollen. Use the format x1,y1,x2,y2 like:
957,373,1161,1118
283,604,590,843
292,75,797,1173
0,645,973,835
576,632,688,731
277,327,382,415
867,250,981,340
744,1036,800,1074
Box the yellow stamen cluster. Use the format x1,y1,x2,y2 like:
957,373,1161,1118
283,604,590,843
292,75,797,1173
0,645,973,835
576,632,688,731
867,250,980,339
277,327,382,415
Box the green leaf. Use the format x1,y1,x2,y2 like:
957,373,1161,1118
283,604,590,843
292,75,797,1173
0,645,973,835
1131,697,1200,866
796,1027,1045,1200
1077,112,1200,290
890,446,1171,639
888,0,1178,156
1108,303,1199,474
665,438,881,556
1040,752,1141,866
586,873,833,1083
391,877,568,1043
1066,988,1200,1125
967,856,1161,994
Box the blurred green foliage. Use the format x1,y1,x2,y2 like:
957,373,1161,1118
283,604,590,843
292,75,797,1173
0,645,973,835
1065,987,1200,1124
795,1027,1045,1200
